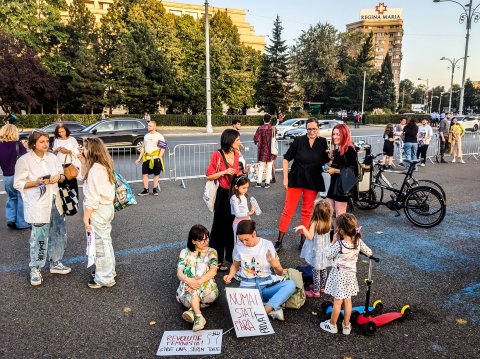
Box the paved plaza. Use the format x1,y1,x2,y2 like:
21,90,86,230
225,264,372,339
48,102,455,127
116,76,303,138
1,159,479,358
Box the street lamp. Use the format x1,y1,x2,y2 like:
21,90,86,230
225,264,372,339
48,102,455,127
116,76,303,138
438,92,444,113
440,56,464,112
433,0,480,114
205,1,213,133
418,78,429,113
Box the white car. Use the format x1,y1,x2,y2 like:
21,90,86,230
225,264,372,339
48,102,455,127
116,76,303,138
275,118,308,139
283,119,344,140
453,115,479,132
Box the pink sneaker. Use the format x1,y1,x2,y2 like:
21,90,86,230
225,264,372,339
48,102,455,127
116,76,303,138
305,290,321,298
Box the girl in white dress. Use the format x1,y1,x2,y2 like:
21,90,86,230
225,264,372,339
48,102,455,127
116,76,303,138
294,199,332,298
320,213,373,336
230,176,257,242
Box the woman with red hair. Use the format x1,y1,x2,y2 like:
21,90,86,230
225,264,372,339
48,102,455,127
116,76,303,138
325,124,358,217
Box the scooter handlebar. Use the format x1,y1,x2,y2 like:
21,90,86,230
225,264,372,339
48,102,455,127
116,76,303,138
361,253,380,262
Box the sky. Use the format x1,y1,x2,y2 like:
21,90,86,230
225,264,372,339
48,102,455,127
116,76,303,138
169,0,480,90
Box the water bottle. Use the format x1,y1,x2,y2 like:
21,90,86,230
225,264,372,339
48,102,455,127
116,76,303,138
250,196,262,215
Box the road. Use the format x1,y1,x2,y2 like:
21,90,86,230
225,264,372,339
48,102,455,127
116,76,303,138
1,147,479,358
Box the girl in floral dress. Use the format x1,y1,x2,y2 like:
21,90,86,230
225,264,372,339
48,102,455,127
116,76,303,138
176,225,219,331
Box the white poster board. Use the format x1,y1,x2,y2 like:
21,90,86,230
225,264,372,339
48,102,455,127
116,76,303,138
225,287,275,338
156,330,223,356
86,227,96,268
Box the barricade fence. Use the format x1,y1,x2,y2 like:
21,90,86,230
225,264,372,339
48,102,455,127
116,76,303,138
1,133,479,194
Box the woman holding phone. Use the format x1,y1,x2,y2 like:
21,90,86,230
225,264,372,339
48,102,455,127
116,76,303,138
14,131,70,286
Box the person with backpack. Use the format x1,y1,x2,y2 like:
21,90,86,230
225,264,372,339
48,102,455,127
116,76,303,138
78,138,116,288
223,219,296,321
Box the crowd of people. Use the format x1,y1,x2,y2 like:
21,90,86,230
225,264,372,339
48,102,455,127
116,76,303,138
0,112,464,335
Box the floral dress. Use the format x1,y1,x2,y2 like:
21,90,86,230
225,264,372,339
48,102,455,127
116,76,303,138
176,247,219,308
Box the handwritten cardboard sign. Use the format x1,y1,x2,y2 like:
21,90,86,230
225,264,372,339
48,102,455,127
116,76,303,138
225,287,274,338
156,330,223,356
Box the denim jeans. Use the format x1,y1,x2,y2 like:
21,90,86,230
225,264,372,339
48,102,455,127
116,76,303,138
394,141,403,163
4,176,29,228
403,142,418,171
90,203,115,286
29,197,67,269
240,276,296,310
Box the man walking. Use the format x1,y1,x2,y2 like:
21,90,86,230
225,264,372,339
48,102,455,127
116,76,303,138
135,120,167,196
437,113,451,163
394,118,406,166
253,114,276,188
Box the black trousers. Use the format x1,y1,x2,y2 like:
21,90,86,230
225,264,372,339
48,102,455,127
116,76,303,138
210,186,235,264
417,144,429,164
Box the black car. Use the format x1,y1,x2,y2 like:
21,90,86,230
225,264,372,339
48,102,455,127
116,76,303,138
71,118,148,151
19,121,87,147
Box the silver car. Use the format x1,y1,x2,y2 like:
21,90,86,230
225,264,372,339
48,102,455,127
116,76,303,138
284,120,344,140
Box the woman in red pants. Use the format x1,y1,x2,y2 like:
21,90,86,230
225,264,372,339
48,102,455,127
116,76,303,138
275,119,329,252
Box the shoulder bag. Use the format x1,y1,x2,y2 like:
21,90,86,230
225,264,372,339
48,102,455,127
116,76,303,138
58,181,78,216
203,151,223,212
63,153,79,180
270,126,279,156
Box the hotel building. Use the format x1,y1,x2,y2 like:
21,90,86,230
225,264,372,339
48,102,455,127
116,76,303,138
346,2,404,100
61,0,266,52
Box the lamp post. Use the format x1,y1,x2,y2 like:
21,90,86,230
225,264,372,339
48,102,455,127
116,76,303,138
205,1,213,133
418,78,429,113
433,0,480,114
438,92,444,113
440,57,464,113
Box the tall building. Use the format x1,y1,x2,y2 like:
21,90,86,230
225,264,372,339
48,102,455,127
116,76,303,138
61,0,265,52
346,2,403,100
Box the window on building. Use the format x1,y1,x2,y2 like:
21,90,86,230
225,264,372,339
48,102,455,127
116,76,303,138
169,10,182,16
376,47,384,52
185,11,199,19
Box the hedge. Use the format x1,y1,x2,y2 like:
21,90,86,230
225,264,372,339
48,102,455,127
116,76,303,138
12,113,429,128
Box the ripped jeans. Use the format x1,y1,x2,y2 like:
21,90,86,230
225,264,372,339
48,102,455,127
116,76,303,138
29,199,67,269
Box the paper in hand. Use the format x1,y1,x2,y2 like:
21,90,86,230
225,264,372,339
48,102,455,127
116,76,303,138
86,227,96,268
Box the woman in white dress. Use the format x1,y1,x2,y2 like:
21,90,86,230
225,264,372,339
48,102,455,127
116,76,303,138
52,124,80,196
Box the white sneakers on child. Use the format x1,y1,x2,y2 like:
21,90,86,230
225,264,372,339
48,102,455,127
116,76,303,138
320,320,338,334
320,320,351,335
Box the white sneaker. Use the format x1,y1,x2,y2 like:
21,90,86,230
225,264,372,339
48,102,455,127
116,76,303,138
451,158,456,163
268,308,285,321
30,268,42,286
420,163,425,167
192,314,206,332
460,159,465,164
50,261,71,274
181,308,195,324
342,322,352,335
320,320,338,334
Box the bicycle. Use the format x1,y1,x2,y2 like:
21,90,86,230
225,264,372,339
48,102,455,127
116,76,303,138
355,153,446,228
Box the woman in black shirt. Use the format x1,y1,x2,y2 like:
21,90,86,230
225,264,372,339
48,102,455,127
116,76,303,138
402,118,419,172
326,123,359,216
275,119,329,252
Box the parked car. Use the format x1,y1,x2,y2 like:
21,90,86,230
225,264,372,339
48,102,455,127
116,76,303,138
284,119,344,140
275,118,309,139
452,115,479,132
18,121,86,147
71,117,148,151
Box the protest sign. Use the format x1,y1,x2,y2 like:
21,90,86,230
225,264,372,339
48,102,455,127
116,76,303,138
86,228,95,268
156,330,222,356
225,287,274,338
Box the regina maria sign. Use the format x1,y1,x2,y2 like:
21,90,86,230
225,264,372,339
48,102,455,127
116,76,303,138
360,3,403,21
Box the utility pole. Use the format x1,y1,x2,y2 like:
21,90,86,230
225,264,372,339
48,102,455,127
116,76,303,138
205,1,213,133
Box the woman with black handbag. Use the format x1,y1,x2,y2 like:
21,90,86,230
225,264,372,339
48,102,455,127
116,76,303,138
205,129,242,272
325,123,359,218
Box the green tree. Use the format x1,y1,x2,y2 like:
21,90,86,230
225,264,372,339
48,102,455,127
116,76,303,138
463,79,477,112
334,31,374,111
368,53,396,111
290,23,341,112
254,15,294,114
398,79,415,109
60,0,104,113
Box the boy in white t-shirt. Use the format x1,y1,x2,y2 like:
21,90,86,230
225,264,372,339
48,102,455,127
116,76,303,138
135,120,166,196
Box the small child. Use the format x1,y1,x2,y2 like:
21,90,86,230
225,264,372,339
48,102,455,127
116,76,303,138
320,213,373,336
230,176,257,241
382,123,395,168
294,199,333,298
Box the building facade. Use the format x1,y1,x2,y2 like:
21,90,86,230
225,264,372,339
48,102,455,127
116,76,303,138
61,0,265,52
346,2,403,100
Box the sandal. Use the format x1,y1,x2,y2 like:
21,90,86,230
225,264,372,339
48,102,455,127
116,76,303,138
305,290,321,298
218,263,229,272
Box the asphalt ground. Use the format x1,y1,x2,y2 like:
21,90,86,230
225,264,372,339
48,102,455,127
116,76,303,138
1,158,479,358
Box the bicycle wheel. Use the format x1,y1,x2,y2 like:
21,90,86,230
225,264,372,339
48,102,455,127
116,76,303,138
403,186,446,228
410,179,447,202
